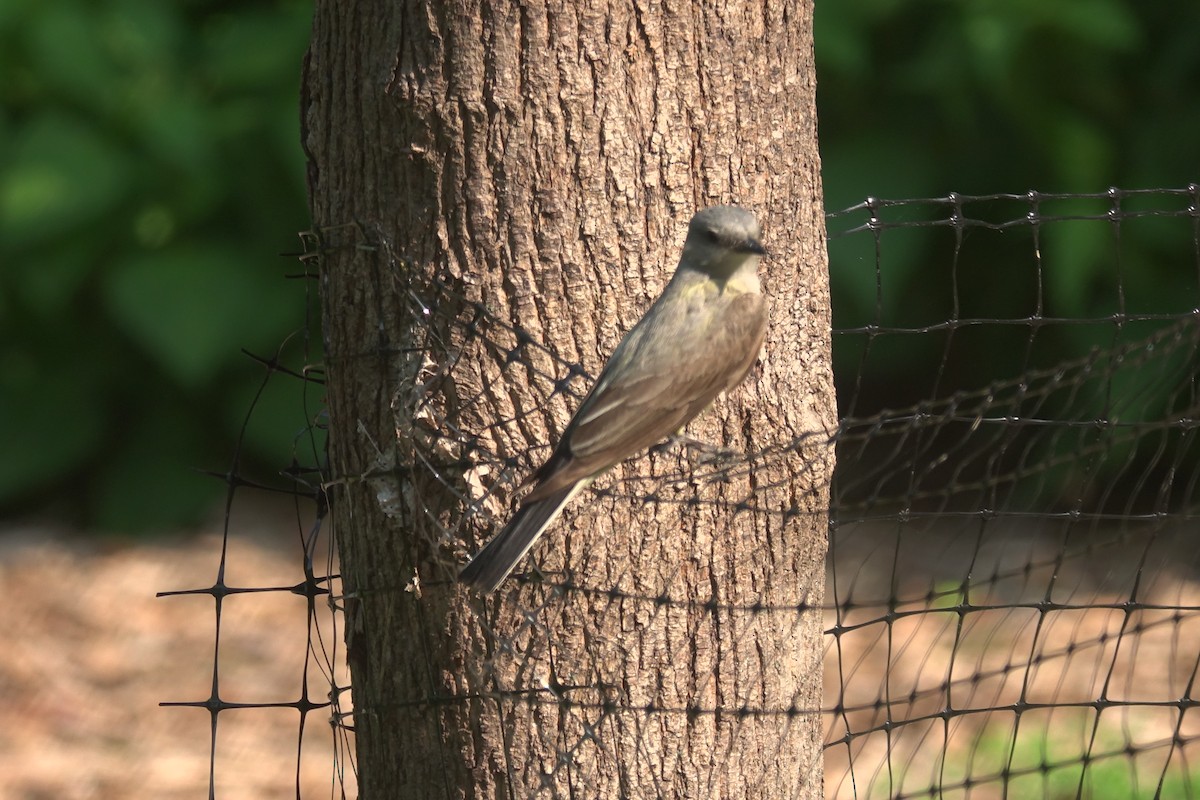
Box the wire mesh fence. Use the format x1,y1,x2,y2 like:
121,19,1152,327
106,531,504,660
160,186,1200,798
825,188,1200,799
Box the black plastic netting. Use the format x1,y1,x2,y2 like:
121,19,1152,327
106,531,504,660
162,186,1200,799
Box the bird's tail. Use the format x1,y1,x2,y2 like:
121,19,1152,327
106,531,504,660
458,481,586,594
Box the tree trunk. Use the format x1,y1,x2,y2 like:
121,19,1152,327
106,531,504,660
303,1,833,798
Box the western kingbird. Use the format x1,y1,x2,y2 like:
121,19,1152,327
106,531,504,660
459,205,768,593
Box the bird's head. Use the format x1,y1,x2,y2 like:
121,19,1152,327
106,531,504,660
679,205,767,281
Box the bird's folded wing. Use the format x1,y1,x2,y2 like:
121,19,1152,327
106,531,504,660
527,293,765,499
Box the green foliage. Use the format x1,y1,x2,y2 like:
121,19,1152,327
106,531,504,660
0,0,313,531
818,2,1200,512
818,0,1200,323
861,711,1200,798
963,714,1200,799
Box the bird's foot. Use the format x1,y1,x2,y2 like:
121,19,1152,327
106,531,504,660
660,435,741,465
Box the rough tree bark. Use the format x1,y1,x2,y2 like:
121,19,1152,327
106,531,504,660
303,1,833,797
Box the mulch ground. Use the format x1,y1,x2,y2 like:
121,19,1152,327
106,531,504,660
4,513,1195,799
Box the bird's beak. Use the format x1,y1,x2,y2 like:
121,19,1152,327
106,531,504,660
741,238,768,257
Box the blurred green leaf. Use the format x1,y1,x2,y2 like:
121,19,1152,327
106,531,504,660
1030,0,1140,48
25,5,120,114
14,242,101,315
87,399,222,531
203,6,312,90
103,246,301,387
0,114,131,249
0,335,110,503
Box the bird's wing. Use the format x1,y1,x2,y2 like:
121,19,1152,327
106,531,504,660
525,291,766,501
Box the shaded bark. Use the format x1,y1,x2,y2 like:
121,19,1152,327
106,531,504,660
303,1,833,797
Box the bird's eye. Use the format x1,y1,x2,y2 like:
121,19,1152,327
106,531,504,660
704,228,720,244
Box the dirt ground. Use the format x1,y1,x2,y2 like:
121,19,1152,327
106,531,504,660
3,508,1197,799
0,500,355,800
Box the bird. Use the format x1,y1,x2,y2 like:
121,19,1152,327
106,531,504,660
458,205,769,593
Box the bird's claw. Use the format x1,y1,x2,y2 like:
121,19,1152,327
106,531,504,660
663,435,740,465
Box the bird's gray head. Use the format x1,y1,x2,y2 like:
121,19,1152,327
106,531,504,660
679,205,766,280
